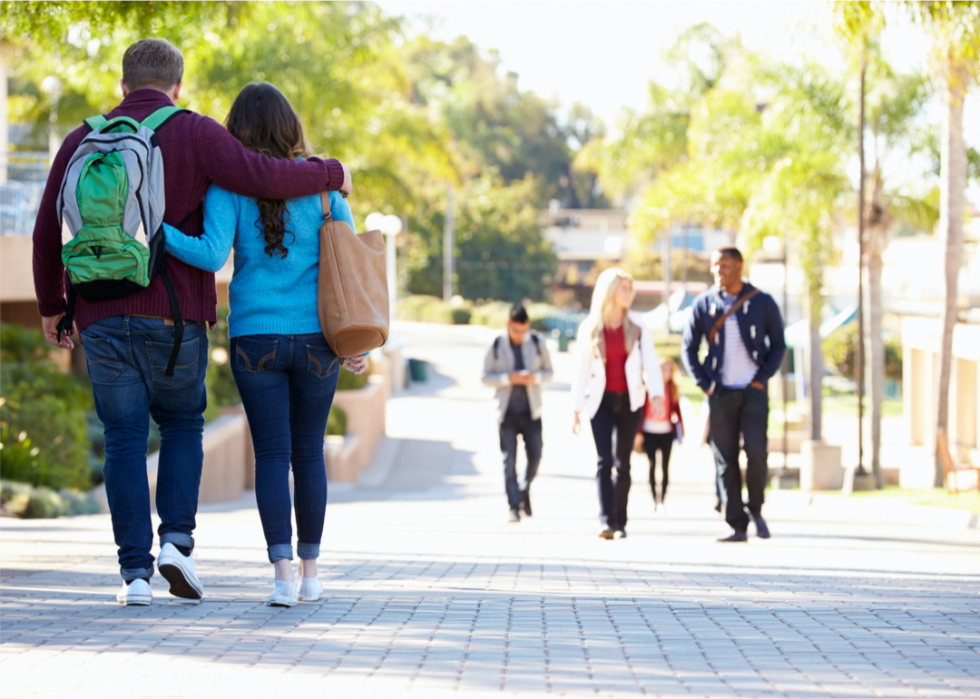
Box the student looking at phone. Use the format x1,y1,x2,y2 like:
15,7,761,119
481,305,554,523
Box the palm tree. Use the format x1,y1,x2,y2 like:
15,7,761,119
908,1,980,485
862,61,938,484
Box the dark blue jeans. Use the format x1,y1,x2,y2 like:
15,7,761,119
590,392,643,531
709,386,769,532
231,333,339,563
82,315,209,582
499,411,542,511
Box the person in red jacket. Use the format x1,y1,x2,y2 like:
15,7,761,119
635,358,684,515
32,39,352,606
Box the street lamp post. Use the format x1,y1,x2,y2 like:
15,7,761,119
366,212,403,332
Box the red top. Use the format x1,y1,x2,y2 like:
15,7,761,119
33,89,347,330
603,325,629,393
640,386,684,437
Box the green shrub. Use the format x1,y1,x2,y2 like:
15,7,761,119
470,300,511,328
398,295,454,324
0,480,31,516
1,324,92,491
24,486,64,519
326,406,347,436
451,308,472,325
823,324,903,382
58,488,102,516
205,307,240,419
527,303,558,332
0,479,100,518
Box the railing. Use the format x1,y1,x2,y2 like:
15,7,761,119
1,153,51,237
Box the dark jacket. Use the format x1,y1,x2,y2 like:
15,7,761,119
681,281,786,393
33,89,347,330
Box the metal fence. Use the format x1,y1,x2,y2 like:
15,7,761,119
1,153,51,237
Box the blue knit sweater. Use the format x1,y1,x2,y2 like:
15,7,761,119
164,182,354,339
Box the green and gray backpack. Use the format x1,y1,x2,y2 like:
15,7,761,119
56,106,188,375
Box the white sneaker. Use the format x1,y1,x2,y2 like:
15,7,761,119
656,502,666,516
267,580,298,607
158,542,203,600
116,578,152,606
298,577,324,602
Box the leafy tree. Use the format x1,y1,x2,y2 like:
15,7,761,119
906,0,980,485
407,174,556,302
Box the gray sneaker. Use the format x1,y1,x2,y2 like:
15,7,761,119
508,509,521,523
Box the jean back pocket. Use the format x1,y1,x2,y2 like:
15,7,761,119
234,338,279,375
307,344,339,379
83,336,126,384
146,337,201,387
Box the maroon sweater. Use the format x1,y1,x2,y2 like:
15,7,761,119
33,89,347,330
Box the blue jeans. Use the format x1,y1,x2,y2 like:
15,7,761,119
82,315,209,582
231,333,339,563
709,386,769,532
499,411,542,511
590,392,643,531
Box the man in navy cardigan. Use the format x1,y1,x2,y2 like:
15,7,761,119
33,39,352,605
682,247,786,542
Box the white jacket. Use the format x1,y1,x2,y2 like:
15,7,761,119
571,311,665,419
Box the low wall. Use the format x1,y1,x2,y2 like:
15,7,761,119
91,412,252,512
330,375,387,480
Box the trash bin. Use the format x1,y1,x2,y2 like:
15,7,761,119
408,358,428,382
557,333,571,352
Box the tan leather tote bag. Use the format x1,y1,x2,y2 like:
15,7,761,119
317,193,389,358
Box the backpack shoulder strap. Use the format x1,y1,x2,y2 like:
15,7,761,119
84,115,107,131
140,106,188,132
531,332,541,356
493,335,503,361
706,289,759,346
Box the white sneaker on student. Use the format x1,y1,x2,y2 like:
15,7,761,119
157,542,203,600
267,580,298,607
298,577,324,602
116,578,152,606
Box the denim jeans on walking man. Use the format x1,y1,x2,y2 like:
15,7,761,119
230,333,339,563
709,386,769,532
499,411,542,512
590,392,644,531
82,315,209,582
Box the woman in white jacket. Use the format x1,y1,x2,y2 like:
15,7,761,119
572,268,665,539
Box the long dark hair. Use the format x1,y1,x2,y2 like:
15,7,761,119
225,82,310,258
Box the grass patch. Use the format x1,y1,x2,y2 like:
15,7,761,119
848,486,980,513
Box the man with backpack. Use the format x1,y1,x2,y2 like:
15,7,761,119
681,246,786,543
481,305,554,522
32,39,353,605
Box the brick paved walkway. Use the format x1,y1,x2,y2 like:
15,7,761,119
2,323,979,698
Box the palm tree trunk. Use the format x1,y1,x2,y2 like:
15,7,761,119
935,64,967,486
866,168,888,489
808,297,823,441
867,246,884,487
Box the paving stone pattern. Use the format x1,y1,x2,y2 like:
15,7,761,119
2,323,979,698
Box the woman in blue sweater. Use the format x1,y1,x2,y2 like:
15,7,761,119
164,83,366,606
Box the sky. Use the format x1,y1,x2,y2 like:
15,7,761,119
378,0,978,201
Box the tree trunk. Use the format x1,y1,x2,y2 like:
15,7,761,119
866,247,884,487
808,299,823,441
935,64,967,487
866,168,889,489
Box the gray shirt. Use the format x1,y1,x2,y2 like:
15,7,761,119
507,341,531,415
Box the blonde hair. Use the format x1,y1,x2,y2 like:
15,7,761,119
578,267,634,342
